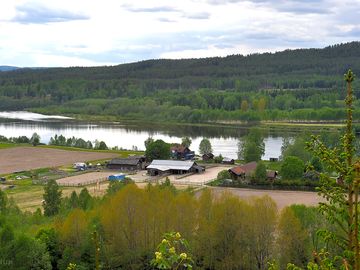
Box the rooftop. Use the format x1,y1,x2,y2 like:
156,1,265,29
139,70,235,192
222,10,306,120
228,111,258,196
147,160,195,171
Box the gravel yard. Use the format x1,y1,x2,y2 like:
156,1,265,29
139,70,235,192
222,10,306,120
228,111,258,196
163,166,230,185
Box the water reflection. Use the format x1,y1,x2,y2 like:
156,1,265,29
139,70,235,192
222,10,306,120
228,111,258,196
0,112,286,159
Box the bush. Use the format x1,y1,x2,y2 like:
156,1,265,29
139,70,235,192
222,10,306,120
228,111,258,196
280,156,305,180
217,170,231,181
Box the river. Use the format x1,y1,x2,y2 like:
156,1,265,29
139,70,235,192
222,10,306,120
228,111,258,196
0,111,286,160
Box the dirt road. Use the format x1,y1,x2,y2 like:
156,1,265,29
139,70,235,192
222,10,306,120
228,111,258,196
207,186,323,209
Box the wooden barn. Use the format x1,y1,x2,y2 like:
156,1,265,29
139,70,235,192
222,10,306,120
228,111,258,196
171,144,195,160
222,157,235,165
228,161,257,182
202,153,214,161
266,170,278,181
147,160,204,176
106,156,146,171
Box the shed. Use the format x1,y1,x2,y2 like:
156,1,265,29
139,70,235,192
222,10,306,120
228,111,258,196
228,161,257,182
222,157,235,165
269,157,279,162
266,170,278,181
107,156,146,171
202,153,214,161
108,174,126,181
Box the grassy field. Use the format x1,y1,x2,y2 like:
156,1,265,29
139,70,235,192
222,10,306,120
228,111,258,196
5,181,110,212
0,143,23,149
0,144,145,211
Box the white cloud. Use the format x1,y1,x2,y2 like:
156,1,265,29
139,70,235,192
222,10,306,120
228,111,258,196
0,0,358,67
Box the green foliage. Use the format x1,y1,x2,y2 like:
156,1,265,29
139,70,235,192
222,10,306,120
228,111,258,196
310,156,323,172
198,138,212,155
277,207,310,269
281,156,305,180
1,43,360,122
69,191,79,209
78,188,92,210
181,137,192,148
281,135,312,162
151,232,193,269
214,154,223,163
254,161,267,181
30,132,40,146
49,134,94,149
0,189,8,214
145,139,171,161
238,128,265,162
217,169,231,181
43,179,62,216
36,228,61,269
303,69,360,269
96,141,108,150
144,137,154,149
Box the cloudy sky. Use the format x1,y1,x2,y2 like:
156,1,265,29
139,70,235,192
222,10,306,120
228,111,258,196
0,0,359,67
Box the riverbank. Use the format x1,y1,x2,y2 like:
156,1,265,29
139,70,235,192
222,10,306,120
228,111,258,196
29,109,346,131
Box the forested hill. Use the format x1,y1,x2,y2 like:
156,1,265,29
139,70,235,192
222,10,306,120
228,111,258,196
2,42,360,86
1,41,360,123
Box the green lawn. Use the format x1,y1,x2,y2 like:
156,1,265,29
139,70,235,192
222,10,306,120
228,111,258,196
0,143,20,149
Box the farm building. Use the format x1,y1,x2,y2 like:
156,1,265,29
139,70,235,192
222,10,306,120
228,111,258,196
202,153,214,161
171,144,195,160
106,156,146,171
147,160,205,176
266,170,278,181
228,161,257,182
222,157,235,165
108,174,126,181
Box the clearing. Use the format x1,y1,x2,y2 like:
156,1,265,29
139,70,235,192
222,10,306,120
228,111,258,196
207,186,323,209
0,147,119,174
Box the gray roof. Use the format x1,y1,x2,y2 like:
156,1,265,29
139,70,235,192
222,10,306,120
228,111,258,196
108,158,140,166
147,160,195,171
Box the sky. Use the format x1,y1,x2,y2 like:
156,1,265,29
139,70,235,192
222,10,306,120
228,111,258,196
0,0,359,67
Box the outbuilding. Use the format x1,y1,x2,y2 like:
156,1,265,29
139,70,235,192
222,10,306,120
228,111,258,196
228,161,257,182
222,157,235,165
147,160,205,176
107,156,146,171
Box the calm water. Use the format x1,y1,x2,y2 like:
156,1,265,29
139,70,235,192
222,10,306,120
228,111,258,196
0,111,285,160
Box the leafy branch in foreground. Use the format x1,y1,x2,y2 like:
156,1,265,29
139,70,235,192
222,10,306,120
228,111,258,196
304,69,358,269
151,232,193,270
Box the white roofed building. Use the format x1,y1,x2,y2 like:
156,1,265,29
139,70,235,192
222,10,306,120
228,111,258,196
147,160,204,176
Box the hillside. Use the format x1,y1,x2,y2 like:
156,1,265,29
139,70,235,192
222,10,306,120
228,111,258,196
0,65,19,72
0,41,360,123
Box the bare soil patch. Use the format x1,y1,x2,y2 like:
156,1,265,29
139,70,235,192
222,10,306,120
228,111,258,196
0,147,118,174
207,186,323,209
56,172,114,186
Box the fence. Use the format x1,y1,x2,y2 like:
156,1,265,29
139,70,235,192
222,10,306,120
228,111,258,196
57,177,108,187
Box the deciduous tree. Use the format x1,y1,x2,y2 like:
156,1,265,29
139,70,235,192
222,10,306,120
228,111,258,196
199,138,212,155
43,180,62,216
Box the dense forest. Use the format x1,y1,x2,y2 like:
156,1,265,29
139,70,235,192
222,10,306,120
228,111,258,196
0,182,336,270
1,42,360,122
